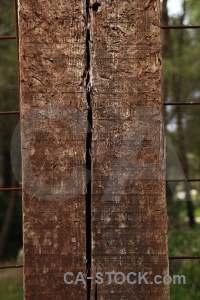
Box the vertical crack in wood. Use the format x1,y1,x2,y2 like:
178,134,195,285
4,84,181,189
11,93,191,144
86,0,92,299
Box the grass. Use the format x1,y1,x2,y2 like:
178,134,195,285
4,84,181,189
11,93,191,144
169,223,200,299
1,223,200,299
0,256,24,300
195,206,200,218
0,259,23,300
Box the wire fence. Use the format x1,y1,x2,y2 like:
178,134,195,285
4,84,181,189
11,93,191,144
0,111,20,115
0,4,200,270
0,36,16,40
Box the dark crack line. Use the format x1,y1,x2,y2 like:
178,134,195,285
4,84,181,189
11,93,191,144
86,0,92,299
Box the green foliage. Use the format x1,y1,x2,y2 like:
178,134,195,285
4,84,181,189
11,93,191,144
169,225,200,299
0,0,15,37
0,192,23,259
164,0,200,200
164,1,200,298
0,266,23,300
0,0,22,260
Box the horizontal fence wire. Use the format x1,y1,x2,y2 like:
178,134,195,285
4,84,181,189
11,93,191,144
162,25,200,29
0,111,20,115
167,179,200,183
0,36,16,39
0,264,23,270
2,257,200,270
0,187,22,192
164,102,200,106
169,256,200,260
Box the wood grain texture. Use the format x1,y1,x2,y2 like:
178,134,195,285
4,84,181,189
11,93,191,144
18,0,169,299
90,0,170,299
18,1,87,299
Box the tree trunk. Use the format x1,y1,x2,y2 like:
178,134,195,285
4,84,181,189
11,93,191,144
161,0,169,105
172,0,195,228
0,176,17,261
176,105,195,227
2,150,11,188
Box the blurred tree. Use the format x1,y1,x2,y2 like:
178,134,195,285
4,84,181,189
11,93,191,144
161,0,170,105
162,0,200,227
0,0,22,260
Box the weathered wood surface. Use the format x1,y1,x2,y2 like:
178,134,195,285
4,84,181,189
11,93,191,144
18,1,87,299
18,0,169,299
90,0,169,299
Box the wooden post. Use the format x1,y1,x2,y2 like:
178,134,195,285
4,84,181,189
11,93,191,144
18,1,88,299
18,0,169,298
90,1,169,298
